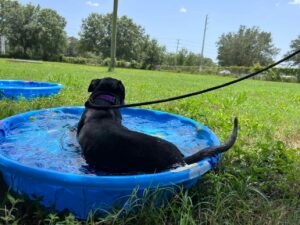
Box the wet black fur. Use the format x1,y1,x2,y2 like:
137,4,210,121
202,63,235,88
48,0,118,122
77,77,238,174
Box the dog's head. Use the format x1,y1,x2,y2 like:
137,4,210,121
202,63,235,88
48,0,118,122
88,77,125,105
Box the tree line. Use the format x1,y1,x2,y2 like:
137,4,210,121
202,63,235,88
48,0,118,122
0,0,66,60
0,0,299,68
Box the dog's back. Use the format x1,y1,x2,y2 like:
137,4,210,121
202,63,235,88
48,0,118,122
78,77,238,175
78,108,185,174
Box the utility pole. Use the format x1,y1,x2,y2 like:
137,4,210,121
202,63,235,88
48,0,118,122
176,39,180,53
175,39,180,67
109,0,118,72
199,15,208,72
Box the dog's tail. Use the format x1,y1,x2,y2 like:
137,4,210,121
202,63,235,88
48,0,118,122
183,117,238,164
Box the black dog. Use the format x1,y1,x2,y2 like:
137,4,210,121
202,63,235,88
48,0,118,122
77,77,238,174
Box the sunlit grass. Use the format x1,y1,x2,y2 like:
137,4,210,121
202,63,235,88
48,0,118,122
0,59,299,224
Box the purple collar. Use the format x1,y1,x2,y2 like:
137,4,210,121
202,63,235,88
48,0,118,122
95,94,116,104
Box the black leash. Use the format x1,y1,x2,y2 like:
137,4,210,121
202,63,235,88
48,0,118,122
86,49,300,109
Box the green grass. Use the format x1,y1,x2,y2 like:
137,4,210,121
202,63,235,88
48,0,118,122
0,58,299,224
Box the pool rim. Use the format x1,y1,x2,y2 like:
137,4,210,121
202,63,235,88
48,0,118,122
0,80,64,91
0,106,220,189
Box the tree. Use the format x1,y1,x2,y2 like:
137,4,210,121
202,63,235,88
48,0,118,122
1,2,66,60
0,0,19,55
65,36,80,57
79,13,107,57
163,49,215,67
140,36,166,69
176,48,189,66
0,0,19,35
5,3,40,58
184,52,215,67
286,36,300,67
79,13,145,61
35,8,67,60
217,26,279,66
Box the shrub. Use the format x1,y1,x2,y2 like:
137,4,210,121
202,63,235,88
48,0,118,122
130,60,142,69
116,60,130,68
62,56,103,65
102,57,111,66
62,56,88,64
280,75,298,83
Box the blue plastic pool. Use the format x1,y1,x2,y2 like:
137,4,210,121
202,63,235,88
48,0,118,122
0,80,64,100
0,107,220,218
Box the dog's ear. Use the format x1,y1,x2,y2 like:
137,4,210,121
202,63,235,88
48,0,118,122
88,79,101,92
117,80,125,92
117,80,125,104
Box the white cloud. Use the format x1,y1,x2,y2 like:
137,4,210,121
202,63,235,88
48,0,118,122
86,1,99,7
289,0,300,6
180,7,187,13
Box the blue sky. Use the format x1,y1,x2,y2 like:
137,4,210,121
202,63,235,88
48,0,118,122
20,0,300,61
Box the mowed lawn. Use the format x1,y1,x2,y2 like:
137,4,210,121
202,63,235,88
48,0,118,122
0,58,299,224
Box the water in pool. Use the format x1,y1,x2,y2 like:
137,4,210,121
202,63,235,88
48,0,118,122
0,110,213,175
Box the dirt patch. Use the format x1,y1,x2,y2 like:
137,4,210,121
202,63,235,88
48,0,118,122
275,129,300,149
285,134,300,149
